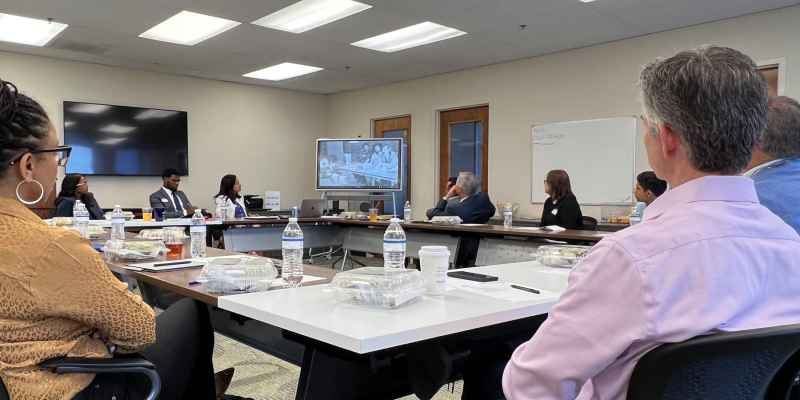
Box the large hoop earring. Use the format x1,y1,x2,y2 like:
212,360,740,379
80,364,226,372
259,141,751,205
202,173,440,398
16,180,44,205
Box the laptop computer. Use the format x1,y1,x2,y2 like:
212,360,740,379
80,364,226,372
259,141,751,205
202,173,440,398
299,199,326,218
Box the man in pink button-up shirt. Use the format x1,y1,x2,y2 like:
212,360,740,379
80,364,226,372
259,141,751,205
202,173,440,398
503,46,800,400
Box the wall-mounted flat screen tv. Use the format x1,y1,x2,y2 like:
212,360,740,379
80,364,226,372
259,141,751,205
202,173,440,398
63,101,188,176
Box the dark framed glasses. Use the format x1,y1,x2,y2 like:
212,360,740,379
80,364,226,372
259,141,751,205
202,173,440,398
8,145,72,167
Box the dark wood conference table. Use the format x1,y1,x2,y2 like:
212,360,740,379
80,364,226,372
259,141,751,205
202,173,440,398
221,217,610,242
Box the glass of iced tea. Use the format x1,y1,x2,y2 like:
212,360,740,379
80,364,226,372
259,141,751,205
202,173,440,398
164,227,185,260
142,207,153,222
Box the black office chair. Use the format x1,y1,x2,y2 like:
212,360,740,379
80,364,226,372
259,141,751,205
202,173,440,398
627,324,800,400
581,216,598,231
0,356,161,400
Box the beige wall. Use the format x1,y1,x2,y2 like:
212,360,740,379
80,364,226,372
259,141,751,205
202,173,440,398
1,51,327,211
327,6,800,220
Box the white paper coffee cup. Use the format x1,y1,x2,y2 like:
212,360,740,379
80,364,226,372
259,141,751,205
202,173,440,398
419,246,450,296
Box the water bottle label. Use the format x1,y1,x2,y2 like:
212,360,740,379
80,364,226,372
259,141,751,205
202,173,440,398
282,237,304,249
384,239,406,252
190,226,206,233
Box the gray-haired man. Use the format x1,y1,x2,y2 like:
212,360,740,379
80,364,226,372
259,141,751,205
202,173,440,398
426,172,496,224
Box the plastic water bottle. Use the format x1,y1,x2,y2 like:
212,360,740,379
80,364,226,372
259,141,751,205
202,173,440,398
383,218,406,271
110,205,125,240
630,202,647,225
403,201,412,222
74,200,90,239
190,209,207,258
503,203,513,228
282,217,304,287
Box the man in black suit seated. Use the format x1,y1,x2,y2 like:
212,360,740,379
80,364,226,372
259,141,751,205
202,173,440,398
427,172,496,268
427,172,496,224
149,168,196,218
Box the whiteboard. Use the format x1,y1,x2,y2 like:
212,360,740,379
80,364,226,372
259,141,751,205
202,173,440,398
531,117,637,205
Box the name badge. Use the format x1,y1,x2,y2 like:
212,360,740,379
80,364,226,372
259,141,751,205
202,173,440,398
161,198,169,203
551,208,558,216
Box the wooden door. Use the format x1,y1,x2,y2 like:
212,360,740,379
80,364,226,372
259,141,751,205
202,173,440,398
439,105,489,196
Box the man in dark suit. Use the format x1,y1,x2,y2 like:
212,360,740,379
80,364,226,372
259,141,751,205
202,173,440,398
149,168,196,217
427,172,496,224
427,172,496,267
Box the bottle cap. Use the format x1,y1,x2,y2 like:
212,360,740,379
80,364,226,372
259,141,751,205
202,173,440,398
289,217,298,223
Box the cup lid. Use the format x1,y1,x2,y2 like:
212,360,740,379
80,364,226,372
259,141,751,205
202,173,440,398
419,245,450,255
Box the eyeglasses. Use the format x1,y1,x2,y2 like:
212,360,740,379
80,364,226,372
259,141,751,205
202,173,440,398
8,145,72,167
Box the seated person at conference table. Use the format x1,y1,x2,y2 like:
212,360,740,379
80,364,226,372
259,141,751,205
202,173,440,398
0,78,232,400
149,168,196,217
214,174,248,218
502,46,800,400
425,176,459,219
744,95,800,234
540,169,583,229
634,170,667,206
427,172,496,224
54,173,104,219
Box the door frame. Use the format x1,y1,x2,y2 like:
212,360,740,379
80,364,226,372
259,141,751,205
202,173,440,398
371,114,412,212
757,58,786,96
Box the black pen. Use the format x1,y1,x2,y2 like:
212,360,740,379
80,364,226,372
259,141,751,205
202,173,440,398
152,260,192,267
510,284,540,294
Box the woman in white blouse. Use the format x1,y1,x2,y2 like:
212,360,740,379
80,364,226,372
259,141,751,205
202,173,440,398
214,174,247,219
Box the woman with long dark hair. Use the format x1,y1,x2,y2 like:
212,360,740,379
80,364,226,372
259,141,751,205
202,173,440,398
0,77,227,400
540,169,583,229
215,174,247,219
54,173,104,219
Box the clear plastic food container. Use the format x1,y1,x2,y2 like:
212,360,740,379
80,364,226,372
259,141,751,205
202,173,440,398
430,216,463,225
536,245,592,268
202,256,278,294
330,267,426,308
104,239,168,261
137,229,186,241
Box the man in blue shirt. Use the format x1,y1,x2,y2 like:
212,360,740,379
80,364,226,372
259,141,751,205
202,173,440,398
744,96,800,233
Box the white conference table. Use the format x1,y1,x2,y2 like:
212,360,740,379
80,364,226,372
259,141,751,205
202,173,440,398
220,261,568,354
219,261,570,399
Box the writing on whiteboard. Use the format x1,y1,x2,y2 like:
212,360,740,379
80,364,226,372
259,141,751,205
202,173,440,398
532,132,566,146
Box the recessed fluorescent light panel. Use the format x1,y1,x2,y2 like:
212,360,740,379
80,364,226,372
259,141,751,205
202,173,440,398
351,21,466,53
139,10,240,46
135,109,180,120
69,104,111,114
243,62,323,81
0,13,68,46
252,0,372,34
97,137,127,145
99,124,137,134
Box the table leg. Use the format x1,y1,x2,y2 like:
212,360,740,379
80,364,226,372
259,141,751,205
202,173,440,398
292,336,412,400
